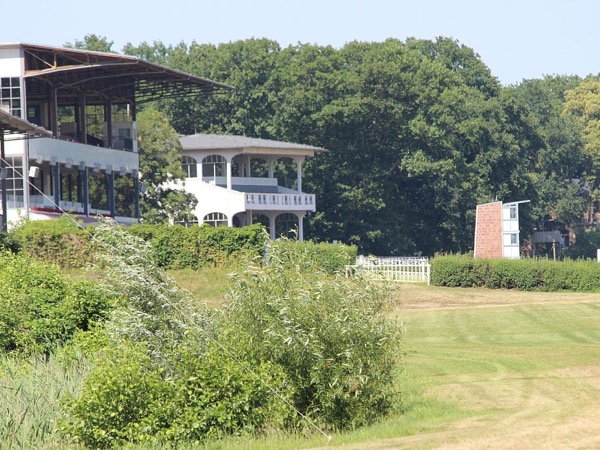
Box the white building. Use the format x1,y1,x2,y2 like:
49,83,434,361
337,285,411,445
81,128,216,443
0,43,230,229
176,134,326,240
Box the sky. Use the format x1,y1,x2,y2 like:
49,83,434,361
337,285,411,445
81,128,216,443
2,0,599,85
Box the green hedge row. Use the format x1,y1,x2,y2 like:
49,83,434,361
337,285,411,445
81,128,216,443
127,223,268,269
9,219,357,273
268,240,357,275
431,254,600,291
11,217,92,268
9,220,268,269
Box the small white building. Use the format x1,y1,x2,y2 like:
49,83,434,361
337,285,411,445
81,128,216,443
176,134,326,240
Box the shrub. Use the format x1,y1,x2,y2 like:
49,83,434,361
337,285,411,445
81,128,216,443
10,216,92,268
0,232,20,253
432,254,600,291
128,223,267,269
0,252,113,354
269,240,357,275
61,222,402,447
221,240,403,430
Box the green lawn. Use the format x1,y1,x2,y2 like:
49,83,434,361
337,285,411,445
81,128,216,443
16,270,600,449
212,285,600,449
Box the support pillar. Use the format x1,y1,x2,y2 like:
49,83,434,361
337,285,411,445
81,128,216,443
134,176,140,221
296,158,303,192
298,213,304,241
0,134,6,232
226,160,232,190
80,167,89,216
269,215,276,240
107,171,115,216
53,163,61,210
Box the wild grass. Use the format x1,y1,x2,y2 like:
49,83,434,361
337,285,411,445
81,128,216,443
0,350,91,449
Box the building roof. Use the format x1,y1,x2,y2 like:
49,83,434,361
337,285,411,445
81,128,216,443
180,134,327,155
4,43,233,105
0,109,51,136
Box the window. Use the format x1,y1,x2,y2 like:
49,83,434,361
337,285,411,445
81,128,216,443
181,156,197,178
510,233,518,245
510,206,517,219
0,78,21,117
202,155,226,178
275,213,299,239
4,157,23,207
203,212,228,227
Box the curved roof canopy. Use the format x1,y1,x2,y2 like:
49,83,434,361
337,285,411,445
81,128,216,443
17,43,233,105
0,109,51,136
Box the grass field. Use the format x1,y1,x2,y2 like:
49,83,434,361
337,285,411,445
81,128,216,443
5,269,600,449
307,284,600,450
153,274,600,449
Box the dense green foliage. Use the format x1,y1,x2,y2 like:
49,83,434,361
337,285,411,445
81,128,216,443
431,254,600,291
268,240,357,274
222,241,402,430
59,222,402,447
9,220,268,269
66,34,600,255
0,252,112,354
128,222,268,268
11,217,92,268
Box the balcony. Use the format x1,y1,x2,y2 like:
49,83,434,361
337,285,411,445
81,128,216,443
245,193,315,211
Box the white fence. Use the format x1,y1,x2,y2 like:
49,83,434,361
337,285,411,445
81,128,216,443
346,256,431,284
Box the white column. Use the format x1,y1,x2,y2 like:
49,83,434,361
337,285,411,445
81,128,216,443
226,159,232,190
298,213,304,241
296,158,303,192
268,159,274,179
269,215,276,240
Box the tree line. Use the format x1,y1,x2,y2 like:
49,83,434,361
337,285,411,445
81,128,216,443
70,34,600,256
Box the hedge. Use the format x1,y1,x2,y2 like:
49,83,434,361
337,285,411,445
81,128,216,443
431,254,600,291
11,217,92,268
127,223,268,269
268,240,357,275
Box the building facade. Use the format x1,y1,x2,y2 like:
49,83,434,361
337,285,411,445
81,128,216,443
175,134,326,240
0,43,229,228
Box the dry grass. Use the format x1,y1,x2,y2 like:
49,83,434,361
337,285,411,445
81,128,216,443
314,283,600,450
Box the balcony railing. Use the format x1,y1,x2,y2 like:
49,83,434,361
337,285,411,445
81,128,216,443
245,193,315,211
202,176,278,187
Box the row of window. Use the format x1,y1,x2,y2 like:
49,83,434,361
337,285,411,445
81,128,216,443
181,155,225,178
0,77,21,117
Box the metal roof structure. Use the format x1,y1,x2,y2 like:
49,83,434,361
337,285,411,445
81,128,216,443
8,43,233,105
0,109,51,136
180,134,328,153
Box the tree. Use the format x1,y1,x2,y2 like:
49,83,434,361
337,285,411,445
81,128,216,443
503,76,588,230
136,108,197,223
64,34,115,53
563,80,600,203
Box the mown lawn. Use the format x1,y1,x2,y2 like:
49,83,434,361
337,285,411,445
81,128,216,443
207,284,600,449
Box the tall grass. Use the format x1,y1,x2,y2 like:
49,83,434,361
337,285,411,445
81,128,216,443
0,350,91,449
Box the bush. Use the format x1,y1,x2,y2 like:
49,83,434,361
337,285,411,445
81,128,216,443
221,240,403,430
269,240,357,275
0,252,112,354
432,254,600,291
61,337,293,448
60,222,403,447
10,217,91,268
0,232,20,253
128,223,268,269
